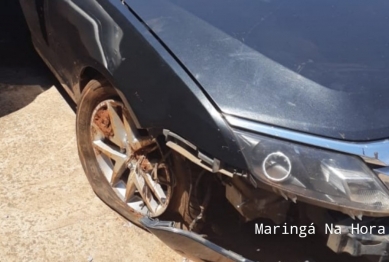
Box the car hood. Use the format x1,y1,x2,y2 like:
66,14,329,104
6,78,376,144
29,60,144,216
126,0,389,141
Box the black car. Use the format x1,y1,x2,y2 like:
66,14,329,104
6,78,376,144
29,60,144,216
20,0,389,261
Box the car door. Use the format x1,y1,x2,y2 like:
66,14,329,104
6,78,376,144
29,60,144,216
20,0,80,97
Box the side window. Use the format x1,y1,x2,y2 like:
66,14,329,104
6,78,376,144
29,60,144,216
35,0,48,44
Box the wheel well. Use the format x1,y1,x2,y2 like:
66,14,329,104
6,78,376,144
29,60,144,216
78,66,144,130
79,67,107,95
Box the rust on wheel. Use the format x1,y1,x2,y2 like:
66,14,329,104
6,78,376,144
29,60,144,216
90,99,172,217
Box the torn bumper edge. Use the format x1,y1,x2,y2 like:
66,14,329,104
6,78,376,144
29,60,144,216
140,217,254,262
327,225,389,260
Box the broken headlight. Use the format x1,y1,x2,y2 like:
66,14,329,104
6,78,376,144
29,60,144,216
235,131,389,217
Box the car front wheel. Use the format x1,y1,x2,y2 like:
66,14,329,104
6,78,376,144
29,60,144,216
76,79,199,228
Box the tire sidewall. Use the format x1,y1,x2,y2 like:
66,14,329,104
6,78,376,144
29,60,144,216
76,79,144,225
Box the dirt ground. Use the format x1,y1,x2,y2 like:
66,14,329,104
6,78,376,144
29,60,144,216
0,87,182,262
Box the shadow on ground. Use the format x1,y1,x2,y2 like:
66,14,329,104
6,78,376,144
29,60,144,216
0,0,56,117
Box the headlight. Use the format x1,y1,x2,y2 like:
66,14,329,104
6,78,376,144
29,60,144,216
235,130,389,217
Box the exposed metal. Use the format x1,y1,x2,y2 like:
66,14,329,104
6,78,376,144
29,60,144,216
163,129,196,150
91,99,171,217
164,129,248,177
164,129,223,173
166,141,234,177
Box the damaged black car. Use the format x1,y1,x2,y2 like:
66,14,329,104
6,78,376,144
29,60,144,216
20,0,389,261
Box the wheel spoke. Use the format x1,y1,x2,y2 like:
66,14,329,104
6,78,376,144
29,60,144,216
133,167,157,213
91,123,105,140
93,140,126,162
125,168,137,202
96,153,114,181
140,169,167,205
123,114,138,149
110,158,128,186
106,102,127,148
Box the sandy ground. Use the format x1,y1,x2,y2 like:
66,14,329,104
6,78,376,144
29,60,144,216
0,83,182,262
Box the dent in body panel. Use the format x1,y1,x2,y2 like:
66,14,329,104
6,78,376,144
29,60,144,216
48,0,123,73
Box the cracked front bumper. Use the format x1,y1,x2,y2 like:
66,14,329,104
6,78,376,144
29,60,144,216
140,217,253,262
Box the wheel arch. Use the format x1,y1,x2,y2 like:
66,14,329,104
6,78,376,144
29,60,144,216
77,65,142,129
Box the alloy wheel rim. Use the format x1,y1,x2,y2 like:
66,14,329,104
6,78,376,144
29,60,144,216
90,99,171,217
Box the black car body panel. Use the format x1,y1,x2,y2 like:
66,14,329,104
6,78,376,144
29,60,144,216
19,0,247,169
126,0,389,142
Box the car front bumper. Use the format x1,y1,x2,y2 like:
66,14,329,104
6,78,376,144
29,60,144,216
140,217,253,262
